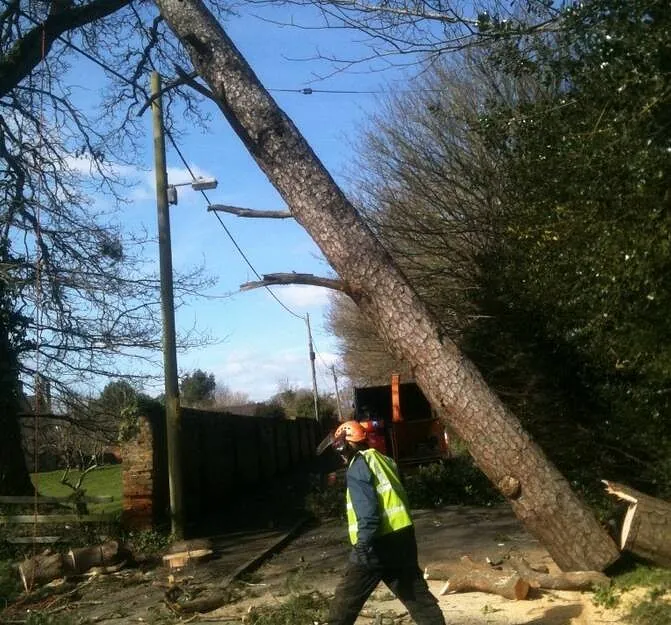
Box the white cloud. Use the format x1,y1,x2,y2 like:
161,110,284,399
64,155,142,180
268,285,330,310
188,345,340,401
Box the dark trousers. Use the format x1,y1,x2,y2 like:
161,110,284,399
327,528,446,625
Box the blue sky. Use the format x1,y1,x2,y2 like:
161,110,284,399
84,4,416,401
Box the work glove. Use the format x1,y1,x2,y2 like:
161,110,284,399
350,544,380,569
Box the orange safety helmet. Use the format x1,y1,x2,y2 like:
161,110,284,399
334,420,367,444
316,420,367,455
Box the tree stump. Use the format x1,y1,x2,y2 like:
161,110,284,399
603,480,671,567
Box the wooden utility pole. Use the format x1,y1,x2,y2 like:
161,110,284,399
332,365,343,422
306,313,320,422
151,71,184,538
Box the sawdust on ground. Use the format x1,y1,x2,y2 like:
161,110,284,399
2,504,632,624
207,505,630,624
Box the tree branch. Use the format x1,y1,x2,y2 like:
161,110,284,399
136,68,198,116
173,63,218,102
240,273,345,292
0,0,130,98
327,0,478,25
208,204,293,219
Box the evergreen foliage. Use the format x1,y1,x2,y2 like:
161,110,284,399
473,0,671,494
180,369,217,407
333,0,671,497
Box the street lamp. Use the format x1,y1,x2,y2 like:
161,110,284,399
167,177,218,205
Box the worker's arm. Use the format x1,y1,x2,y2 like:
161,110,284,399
348,455,380,566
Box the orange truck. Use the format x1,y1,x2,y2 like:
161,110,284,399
355,374,448,466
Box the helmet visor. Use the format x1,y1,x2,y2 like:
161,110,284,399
316,431,348,455
316,432,335,455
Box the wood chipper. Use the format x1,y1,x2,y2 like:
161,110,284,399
353,374,449,466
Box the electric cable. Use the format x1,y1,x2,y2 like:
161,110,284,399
162,127,306,321
269,87,444,95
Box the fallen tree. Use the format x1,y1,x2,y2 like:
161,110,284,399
152,0,620,572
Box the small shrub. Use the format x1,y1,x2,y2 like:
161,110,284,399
403,458,502,508
304,475,346,520
123,529,170,555
592,583,620,609
0,559,22,605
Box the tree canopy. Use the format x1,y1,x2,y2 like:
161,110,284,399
0,0,215,493
330,0,671,496
180,369,216,407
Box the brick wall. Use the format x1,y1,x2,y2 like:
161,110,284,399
121,415,155,530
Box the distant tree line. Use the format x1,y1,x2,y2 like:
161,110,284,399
23,369,336,472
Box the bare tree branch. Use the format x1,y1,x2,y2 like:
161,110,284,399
136,68,198,116
173,63,218,102
240,272,345,292
208,204,293,219
0,0,130,98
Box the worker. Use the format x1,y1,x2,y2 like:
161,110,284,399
317,420,446,625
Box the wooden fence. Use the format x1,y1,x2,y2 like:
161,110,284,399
0,495,115,544
121,408,319,530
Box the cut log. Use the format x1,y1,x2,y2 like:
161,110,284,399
508,557,609,590
603,480,671,568
426,556,610,593
440,569,529,600
67,540,128,574
19,551,66,591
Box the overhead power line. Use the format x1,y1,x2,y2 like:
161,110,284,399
269,87,446,95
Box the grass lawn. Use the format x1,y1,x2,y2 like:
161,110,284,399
31,465,123,514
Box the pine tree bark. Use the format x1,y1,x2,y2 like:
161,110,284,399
154,0,620,571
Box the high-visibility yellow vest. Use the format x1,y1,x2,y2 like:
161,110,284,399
346,448,413,545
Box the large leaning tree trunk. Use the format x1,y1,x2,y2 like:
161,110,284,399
154,0,620,572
